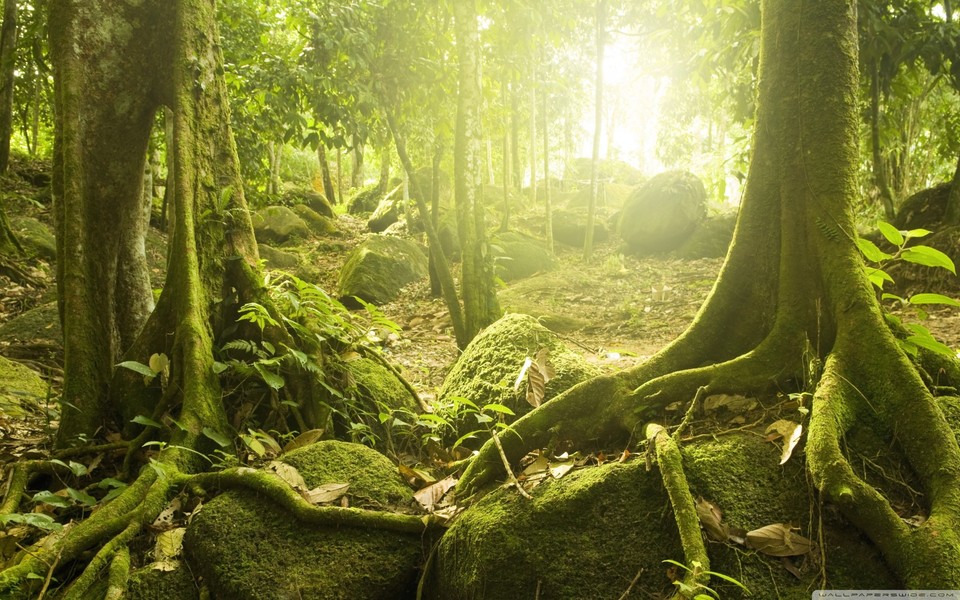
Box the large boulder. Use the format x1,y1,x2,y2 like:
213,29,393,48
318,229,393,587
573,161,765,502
618,171,707,254
258,244,300,270
422,434,897,599
184,441,422,600
9,216,56,261
346,184,386,216
491,232,556,282
292,204,338,236
673,211,738,259
283,188,335,219
893,182,951,231
345,356,422,450
367,191,405,233
0,302,61,347
337,235,428,306
252,206,311,245
551,208,610,247
437,313,600,420
0,356,48,419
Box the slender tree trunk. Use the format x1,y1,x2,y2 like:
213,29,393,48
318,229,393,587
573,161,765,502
377,140,391,195
428,135,444,298
453,0,500,342
583,0,606,262
541,86,553,254
351,141,363,189
528,74,537,205
510,86,521,193
29,60,39,156
500,80,512,233
0,0,18,174
317,142,337,204
335,148,343,204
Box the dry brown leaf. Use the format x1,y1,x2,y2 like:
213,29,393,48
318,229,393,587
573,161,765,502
282,429,325,455
301,482,350,505
695,498,729,542
414,476,457,511
266,461,307,490
151,498,181,530
745,523,816,557
779,423,803,465
765,419,800,440
549,459,575,479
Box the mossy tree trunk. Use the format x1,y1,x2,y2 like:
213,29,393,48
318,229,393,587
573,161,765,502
0,0,16,174
945,153,960,224
453,0,500,342
460,0,960,587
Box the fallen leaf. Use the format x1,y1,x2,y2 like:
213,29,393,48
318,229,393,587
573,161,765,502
520,455,550,478
779,423,803,465
513,357,533,391
414,476,457,511
153,527,186,561
281,429,325,454
745,523,816,557
301,482,350,505
149,559,181,572
151,498,181,530
549,459,575,479
695,498,729,542
765,419,800,440
266,461,307,490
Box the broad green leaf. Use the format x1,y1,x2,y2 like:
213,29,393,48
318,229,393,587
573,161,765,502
33,490,70,508
66,487,97,507
132,415,163,428
117,360,157,378
482,403,516,416
881,293,906,303
900,246,956,274
212,361,229,374
855,238,892,263
864,267,894,289
254,364,285,390
904,228,932,239
50,459,88,477
906,334,955,358
0,513,61,531
909,293,960,307
877,221,904,246
202,427,232,448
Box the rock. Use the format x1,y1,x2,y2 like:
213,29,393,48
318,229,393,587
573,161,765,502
184,441,422,600
337,235,428,306
252,206,311,245
422,434,897,599
346,356,422,449
491,232,556,282
345,184,385,216
551,209,609,247
673,212,738,259
0,302,61,346
0,356,49,418
258,244,300,270
292,204,338,236
368,191,405,233
560,183,637,210
893,182,951,231
283,188,334,219
10,216,56,261
618,170,707,254
437,313,600,421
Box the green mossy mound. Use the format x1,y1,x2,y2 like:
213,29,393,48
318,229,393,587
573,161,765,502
673,212,737,259
9,216,56,261
345,184,384,216
423,434,896,599
127,565,199,600
292,204,338,236
252,206,311,245
0,355,48,418
345,357,422,453
437,313,600,419
0,301,61,345
337,235,428,306
496,273,591,333
618,170,707,255
259,244,301,270
491,231,556,282
184,441,422,600
284,188,335,219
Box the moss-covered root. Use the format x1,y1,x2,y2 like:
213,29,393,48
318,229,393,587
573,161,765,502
184,467,430,534
646,423,710,597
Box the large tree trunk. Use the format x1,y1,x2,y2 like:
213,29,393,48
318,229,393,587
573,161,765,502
0,0,18,174
460,0,960,586
453,0,500,342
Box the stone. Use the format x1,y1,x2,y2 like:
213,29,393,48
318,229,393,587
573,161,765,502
490,232,556,282
258,244,300,270
337,235,428,306
551,209,609,247
252,206,311,245
0,355,49,418
673,212,738,259
283,188,334,219
292,204,338,236
9,216,56,261
618,170,707,254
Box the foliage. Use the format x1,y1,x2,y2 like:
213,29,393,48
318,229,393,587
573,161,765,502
663,559,750,599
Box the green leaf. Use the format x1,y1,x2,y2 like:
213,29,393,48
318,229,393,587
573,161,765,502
66,487,97,507
909,293,960,307
50,459,88,477
0,512,62,531
132,415,163,428
254,364,285,390
900,246,956,274
864,267,895,289
904,228,932,239
881,293,906,303
242,435,266,457
906,334,955,358
482,403,516,416
202,427,232,448
33,490,71,508
117,360,157,378
856,238,892,263
877,221,904,246
212,361,229,374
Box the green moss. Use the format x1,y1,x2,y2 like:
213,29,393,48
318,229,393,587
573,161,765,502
346,357,421,452
336,235,428,306
184,442,420,599
9,216,55,261
425,433,897,599
0,356,49,418
127,565,199,600
0,302,61,345
437,313,600,418
292,204,338,236
490,231,556,282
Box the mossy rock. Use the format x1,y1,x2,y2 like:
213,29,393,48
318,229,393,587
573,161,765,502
893,182,951,231
345,184,383,216
10,216,56,261
184,441,422,600
367,193,403,233
561,183,637,210
551,208,610,247
0,301,61,345
337,235,428,306
259,244,301,270
491,231,556,282
673,211,737,259
292,204,338,236
0,355,49,418
252,206,311,245
127,565,199,600
284,188,335,219
422,434,896,599
496,273,592,333
618,170,707,254
346,357,421,451
437,313,600,419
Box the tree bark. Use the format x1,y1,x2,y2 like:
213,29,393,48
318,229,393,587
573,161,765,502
317,141,337,204
460,0,960,586
944,153,960,224
583,0,606,262
541,83,553,254
351,140,363,189
869,58,896,219
500,79,512,233
0,0,18,174
453,0,500,342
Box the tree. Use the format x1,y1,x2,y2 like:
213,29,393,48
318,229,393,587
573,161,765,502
460,0,960,587
0,0,17,173
582,0,606,262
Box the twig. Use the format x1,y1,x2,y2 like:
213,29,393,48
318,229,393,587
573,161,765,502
617,567,644,600
673,386,706,441
35,547,61,600
490,428,531,500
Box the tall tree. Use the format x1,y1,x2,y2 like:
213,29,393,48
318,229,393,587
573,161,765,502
460,0,960,585
582,0,606,262
0,0,18,173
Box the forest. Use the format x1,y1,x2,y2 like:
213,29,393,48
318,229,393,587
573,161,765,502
1,0,960,598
